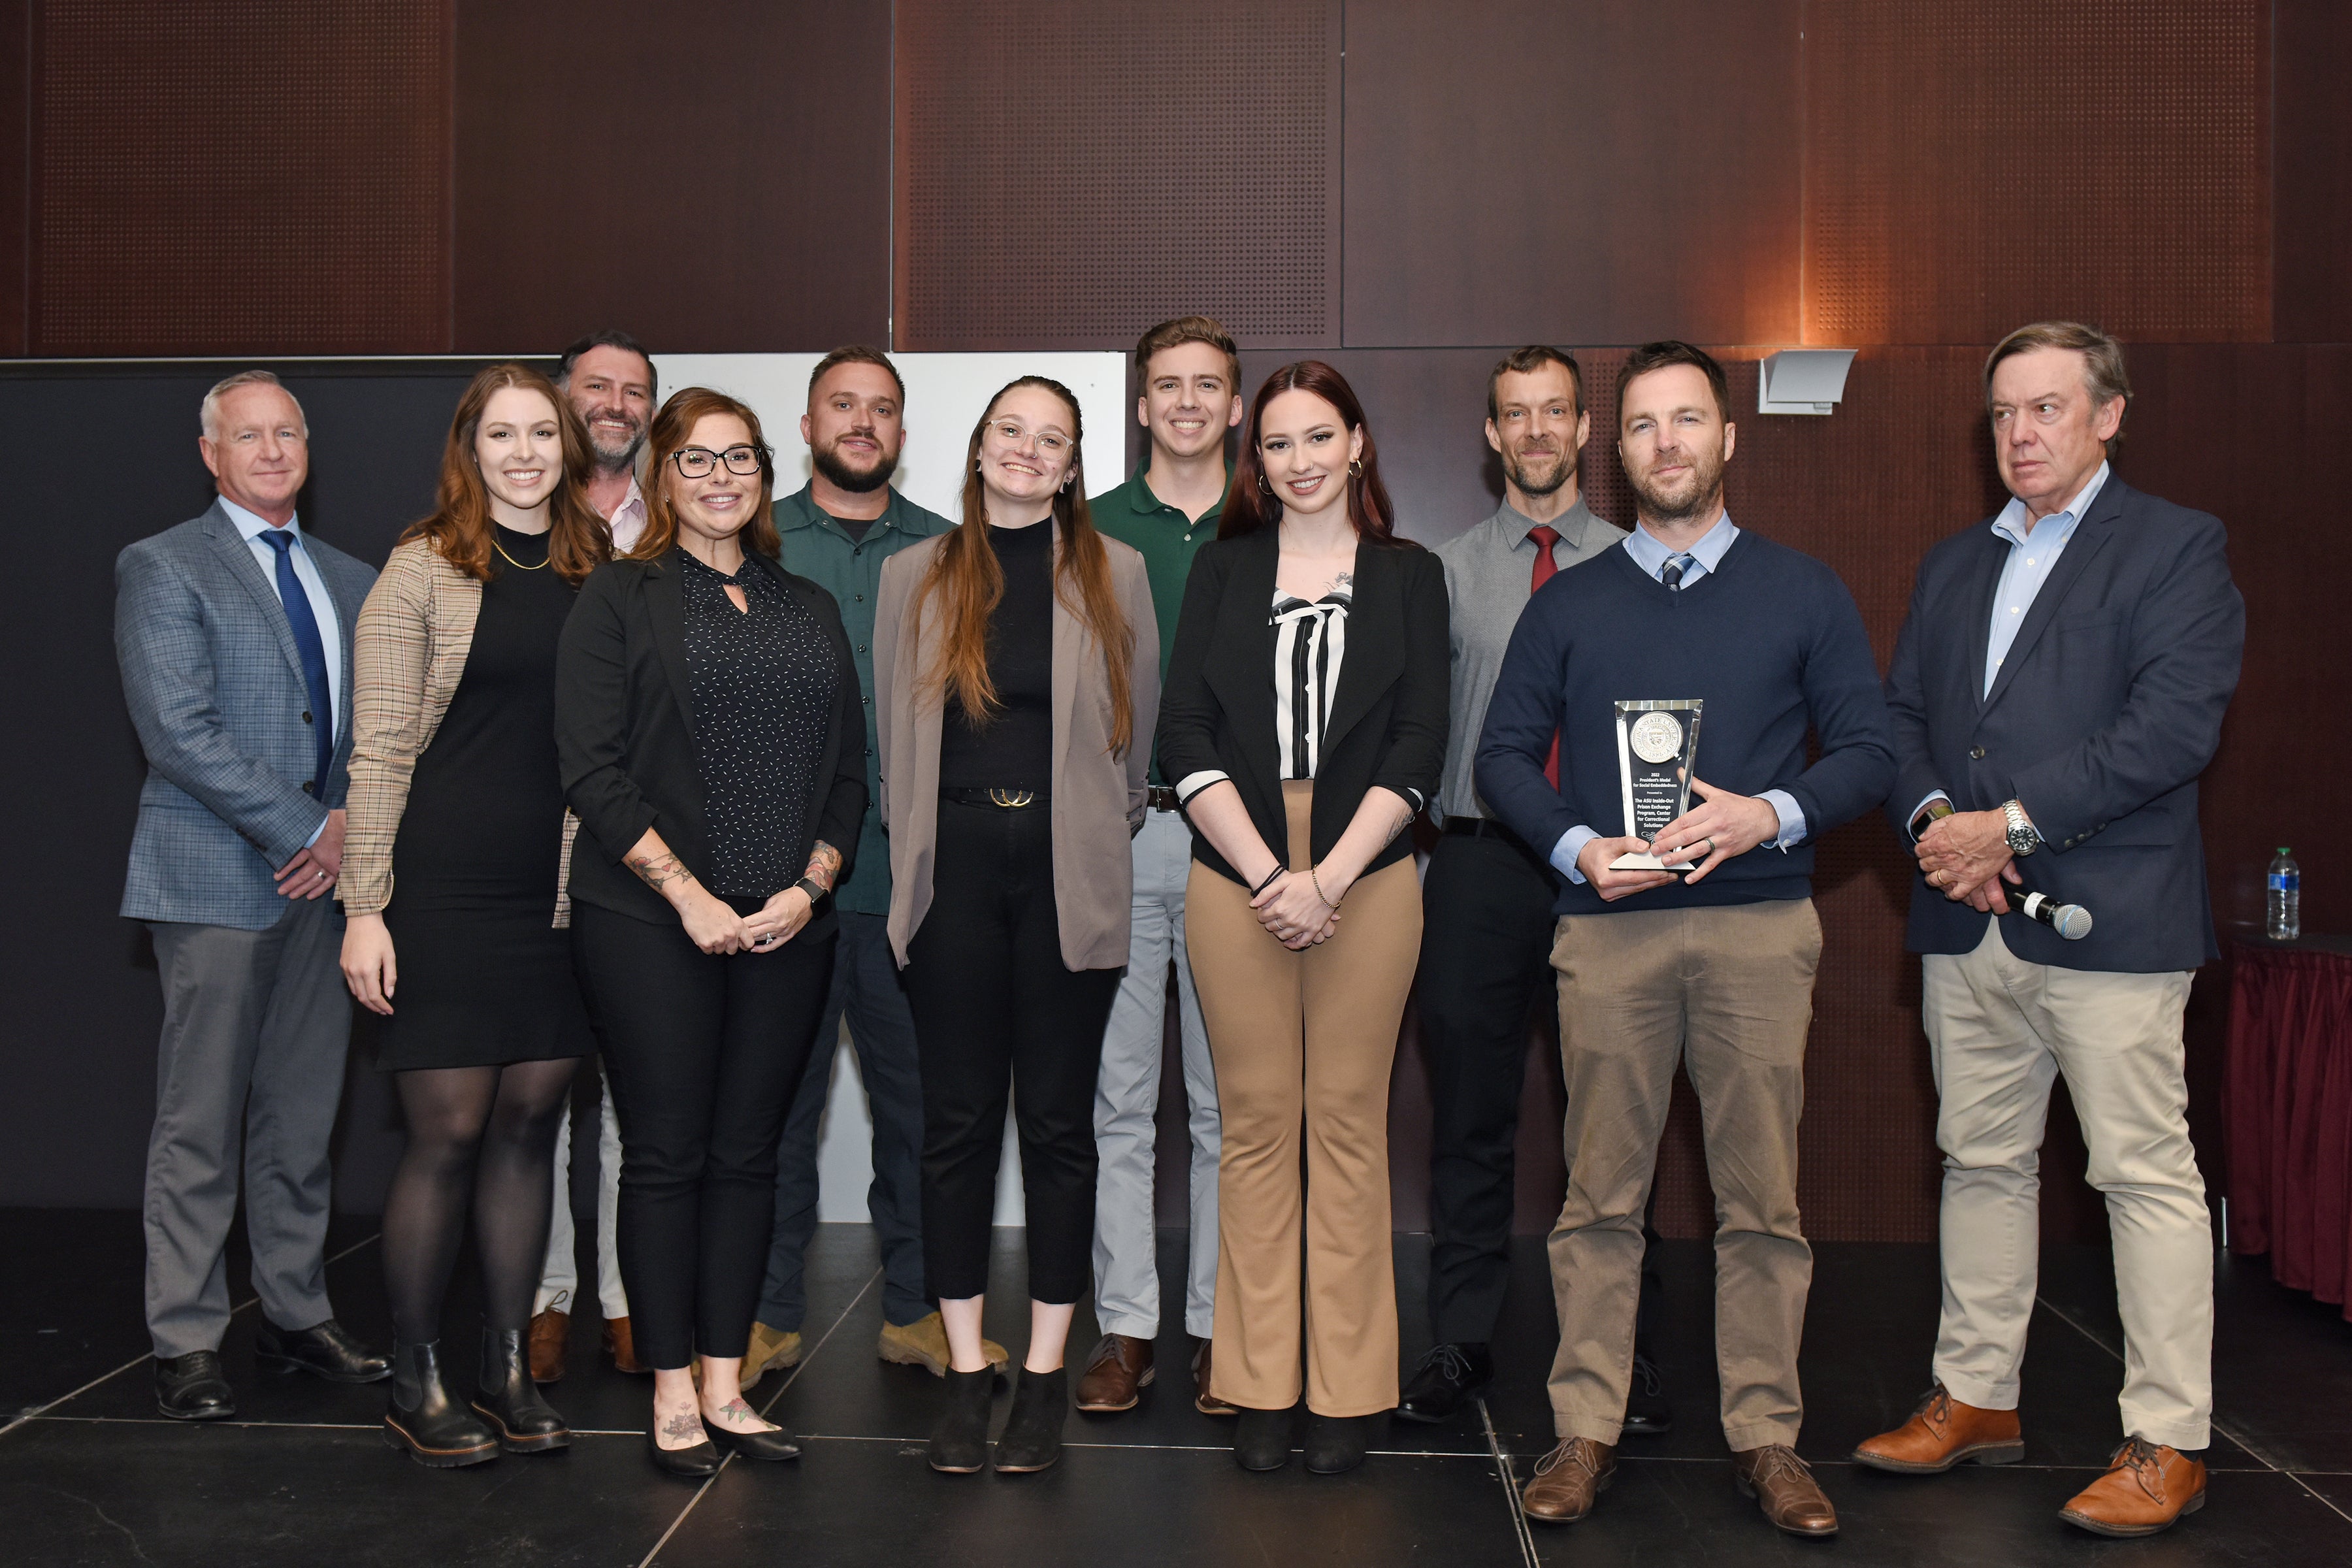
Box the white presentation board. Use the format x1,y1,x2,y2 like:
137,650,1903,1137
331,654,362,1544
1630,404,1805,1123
654,352,1128,1226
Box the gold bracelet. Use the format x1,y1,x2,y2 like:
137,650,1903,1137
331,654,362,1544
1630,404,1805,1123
1309,865,1340,906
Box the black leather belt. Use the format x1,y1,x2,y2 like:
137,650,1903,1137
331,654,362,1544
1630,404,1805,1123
1145,785,1182,812
1443,815,1541,862
943,787,1049,809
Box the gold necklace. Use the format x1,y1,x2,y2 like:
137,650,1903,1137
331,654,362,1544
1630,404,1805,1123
490,528,551,570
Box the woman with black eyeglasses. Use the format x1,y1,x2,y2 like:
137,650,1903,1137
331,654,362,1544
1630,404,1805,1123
555,387,866,1477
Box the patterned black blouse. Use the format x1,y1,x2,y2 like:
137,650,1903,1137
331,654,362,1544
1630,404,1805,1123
677,550,836,899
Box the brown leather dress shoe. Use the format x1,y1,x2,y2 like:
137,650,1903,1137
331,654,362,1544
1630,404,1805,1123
1733,1444,1839,1536
603,1315,649,1375
1519,1437,1616,1524
527,1309,569,1384
1192,1340,1237,1416
2059,1437,2206,1537
1852,1384,2023,1473
1074,1333,1154,1412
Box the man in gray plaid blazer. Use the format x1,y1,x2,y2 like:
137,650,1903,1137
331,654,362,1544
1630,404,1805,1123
115,370,389,1419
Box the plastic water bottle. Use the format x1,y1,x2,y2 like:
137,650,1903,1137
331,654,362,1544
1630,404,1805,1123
2267,847,2301,941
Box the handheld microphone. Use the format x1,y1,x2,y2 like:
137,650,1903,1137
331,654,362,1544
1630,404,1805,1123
2018,889,2093,941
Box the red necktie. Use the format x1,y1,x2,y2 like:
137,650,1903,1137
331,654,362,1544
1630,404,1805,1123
1528,526,1561,788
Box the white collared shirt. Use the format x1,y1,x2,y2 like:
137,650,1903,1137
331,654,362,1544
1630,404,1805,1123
605,472,648,553
221,497,342,745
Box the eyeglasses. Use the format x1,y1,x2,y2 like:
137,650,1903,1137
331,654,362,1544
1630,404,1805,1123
985,420,1072,457
670,444,766,478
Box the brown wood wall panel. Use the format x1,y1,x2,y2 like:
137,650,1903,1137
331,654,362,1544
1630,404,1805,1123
893,0,1341,351
451,1,890,355
0,0,28,356
30,1,452,356
1804,0,2270,346
1341,0,1801,350
2272,0,2352,342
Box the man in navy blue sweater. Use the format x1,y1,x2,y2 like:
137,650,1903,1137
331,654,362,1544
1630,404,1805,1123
1477,342,1893,1537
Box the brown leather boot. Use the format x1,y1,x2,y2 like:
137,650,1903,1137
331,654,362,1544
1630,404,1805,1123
602,1315,649,1375
1073,1333,1154,1413
1192,1339,1237,1416
526,1309,568,1384
1519,1437,1616,1524
2059,1437,2206,1537
1733,1444,1839,1536
1852,1384,2023,1473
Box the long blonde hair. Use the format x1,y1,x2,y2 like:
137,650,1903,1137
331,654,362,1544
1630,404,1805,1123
913,376,1135,754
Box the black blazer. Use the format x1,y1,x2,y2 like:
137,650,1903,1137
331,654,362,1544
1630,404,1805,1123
1883,476,2244,973
556,546,867,934
1158,528,1449,886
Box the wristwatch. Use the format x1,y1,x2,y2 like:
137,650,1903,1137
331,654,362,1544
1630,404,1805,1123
2001,799,2039,857
792,876,830,906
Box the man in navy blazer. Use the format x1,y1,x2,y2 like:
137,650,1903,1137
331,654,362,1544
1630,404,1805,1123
115,371,388,1420
1856,324,2244,1539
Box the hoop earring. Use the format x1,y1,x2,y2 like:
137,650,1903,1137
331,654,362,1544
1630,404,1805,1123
1257,473,1273,495
1348,457,1363,478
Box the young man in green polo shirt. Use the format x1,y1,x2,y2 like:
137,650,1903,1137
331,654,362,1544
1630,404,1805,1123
742,346,1007,1386
1074,316,1246,1416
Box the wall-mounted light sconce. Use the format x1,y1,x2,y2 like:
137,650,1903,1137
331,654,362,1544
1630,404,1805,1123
1757,349,1857,416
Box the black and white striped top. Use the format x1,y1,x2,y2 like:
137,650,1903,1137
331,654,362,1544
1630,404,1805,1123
1271,587,1350,779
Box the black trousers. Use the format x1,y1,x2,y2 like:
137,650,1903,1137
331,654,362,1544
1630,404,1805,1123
1419,828,1665,1350
904,798,1122,1304
572,898,834,1369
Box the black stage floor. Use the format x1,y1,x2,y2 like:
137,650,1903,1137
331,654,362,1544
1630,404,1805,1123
5,1213,2351,1565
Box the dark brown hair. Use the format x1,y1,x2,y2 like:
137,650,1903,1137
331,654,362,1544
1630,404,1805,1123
1984,320,2131,457
1488,345,1584,422
912,377,1136,753
400,363,607,586
1222,361,1404,546
628,387,780,561
1135,315,1241,397
808,344,906,405
1616,340,1731,426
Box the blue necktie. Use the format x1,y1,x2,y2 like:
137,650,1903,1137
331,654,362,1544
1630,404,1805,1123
1661,553,1691,590
259,529,334,794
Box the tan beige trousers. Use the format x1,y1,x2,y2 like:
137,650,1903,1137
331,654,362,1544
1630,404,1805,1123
1188,781,1420,1416
1547,898,1821,1450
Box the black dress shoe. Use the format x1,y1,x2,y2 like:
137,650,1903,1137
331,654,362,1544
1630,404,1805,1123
928,1367,993,1474
383,1341,498,1469
155,1350,236,1421
1235,1405,1294,1471
708,1420,802,1462
1305,1412,1373,1475
470,1326,570,1453
993,1366,1068,1473
1396,1342,1493,1425
257,1318,391,1384
1622,1352,1673,1438
645,1426,720,1478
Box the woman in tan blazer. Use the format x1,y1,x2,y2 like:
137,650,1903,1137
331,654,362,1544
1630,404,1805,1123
873,376,1157,1477
338,363,608,1467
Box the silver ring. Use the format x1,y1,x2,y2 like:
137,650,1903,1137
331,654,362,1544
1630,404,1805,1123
1701,837,1716,857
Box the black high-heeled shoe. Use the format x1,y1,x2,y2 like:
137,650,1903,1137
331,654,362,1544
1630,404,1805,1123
992,1366,1068,1474
471,1326,570,1454
1235,1405,1294,1472
707,1418,802,1462
383,1341,498,1469
1304,1411,1373,1475
929,1367,994,1474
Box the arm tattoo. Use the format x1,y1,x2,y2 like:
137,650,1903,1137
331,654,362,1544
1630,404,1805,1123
802,840,842,892
1377,799,1413,849
627,849,696,896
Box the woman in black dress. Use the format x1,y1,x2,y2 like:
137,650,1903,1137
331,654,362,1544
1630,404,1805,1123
555,387,866,1478
340,363,607,1467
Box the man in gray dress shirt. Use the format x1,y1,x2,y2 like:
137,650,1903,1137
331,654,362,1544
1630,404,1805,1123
1398,347,1666,1428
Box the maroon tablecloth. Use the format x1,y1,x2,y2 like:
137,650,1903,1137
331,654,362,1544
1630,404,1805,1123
2224,936,2352,1318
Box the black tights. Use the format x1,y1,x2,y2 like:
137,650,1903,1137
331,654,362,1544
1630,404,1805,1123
381,1060,578,1344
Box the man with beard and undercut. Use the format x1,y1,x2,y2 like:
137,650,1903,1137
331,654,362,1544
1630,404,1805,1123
1403,347,1665,1433
1477,342,1893,1537
527,329,661,1384
740,346,1009,1387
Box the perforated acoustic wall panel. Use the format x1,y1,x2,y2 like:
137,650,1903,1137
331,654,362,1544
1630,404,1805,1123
1805,0,2268,346
894,0,1341,351
31,2,452,356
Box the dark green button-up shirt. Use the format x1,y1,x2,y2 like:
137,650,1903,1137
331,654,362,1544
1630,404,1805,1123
773,483,951,915
1091,465,1224,785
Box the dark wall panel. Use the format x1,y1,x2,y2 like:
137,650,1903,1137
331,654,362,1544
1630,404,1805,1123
452,0,890,353
2273,0,2352,343
1805,0,2269,346
30,2,453,356
1341,0,1801,350
894,0,1341,351
0,0,27,355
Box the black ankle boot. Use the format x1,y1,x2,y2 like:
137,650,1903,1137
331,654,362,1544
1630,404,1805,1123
929,1366,994,1474
992,1366,1068,1473
471,1326,570,1453
384,1341,498,1469
1235,1405,1294,1472
1304,1411,1373,1475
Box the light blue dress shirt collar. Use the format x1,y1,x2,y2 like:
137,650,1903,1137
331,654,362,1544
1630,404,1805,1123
219,495,343,748
1982,461,2107,697
1624,512,1740,585
1990,461,2106,553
